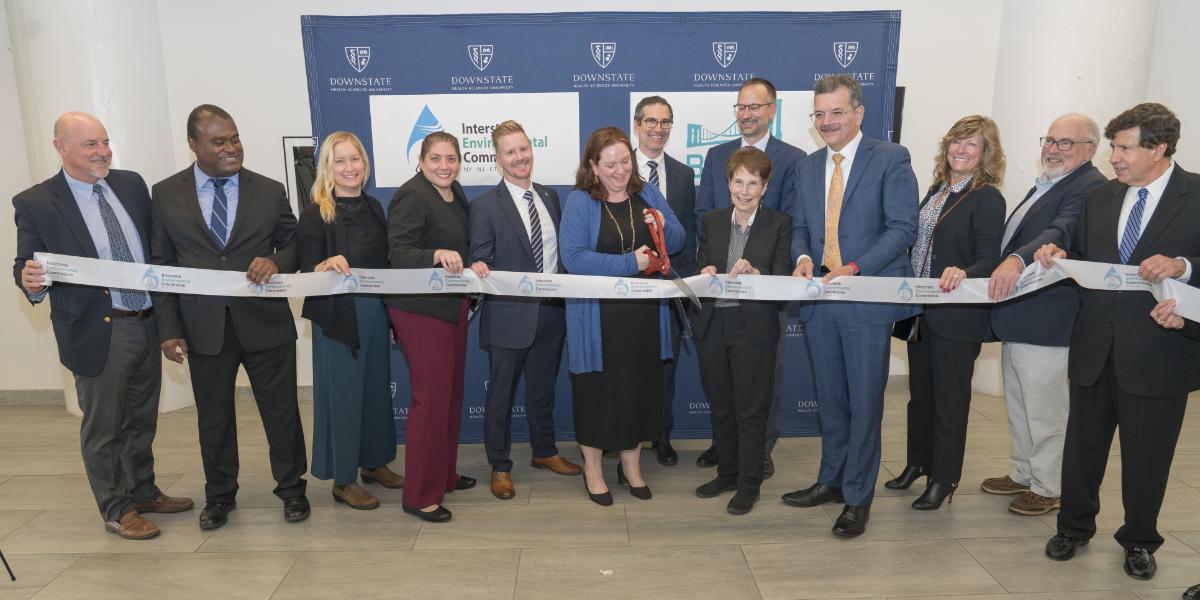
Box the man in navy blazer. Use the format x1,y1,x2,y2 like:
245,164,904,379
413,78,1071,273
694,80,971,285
13,112,192,540
694,78,807,475
984,114,1108,517
468,121,582,500
785,75,920,537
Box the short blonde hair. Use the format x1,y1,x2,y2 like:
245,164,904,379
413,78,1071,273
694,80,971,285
931,115,1005,192
311,131,371,224
491,120,527,150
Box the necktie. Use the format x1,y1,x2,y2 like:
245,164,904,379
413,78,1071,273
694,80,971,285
93,183,147,310
647,160,661,192
823,154,845,269
1119,187,1148,265
209,177,229,248
525,190,545,273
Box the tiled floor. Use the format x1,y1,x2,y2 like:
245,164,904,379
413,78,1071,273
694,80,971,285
1,390,1197,599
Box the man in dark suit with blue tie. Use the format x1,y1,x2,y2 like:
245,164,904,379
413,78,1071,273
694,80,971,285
14,112,193,540
630,96,696,466
785,74,920,537
468,120,582,500
983,114,1107,517
694,78,807,475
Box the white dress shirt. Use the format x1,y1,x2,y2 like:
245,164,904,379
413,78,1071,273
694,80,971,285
741,133,772,153
503,178,559,274
635,147,668,199
1115,161,1191,282
798,130,864,266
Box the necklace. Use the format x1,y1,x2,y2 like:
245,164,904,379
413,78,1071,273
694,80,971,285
602,197,636,254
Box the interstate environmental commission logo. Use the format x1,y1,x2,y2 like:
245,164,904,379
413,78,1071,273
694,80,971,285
343,273,359,293
407,105,445,161
247,281,264,296
345,47,370,72
614,278,630,297
519,275,534,296
897,280,913,302
713,42,737,68
806,279,822,299
591,43,616,69
834,42,859,68
468,45,493,71
708,276,724,296
429,271,444,292
141,267,159,290
1104,266,1123,289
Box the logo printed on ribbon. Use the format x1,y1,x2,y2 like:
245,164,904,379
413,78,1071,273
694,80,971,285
519,275,534,296
591,43,616,69
897,279,913,302
708,276,724,296
429,271,444,292
468,45,493,71
345,47,370,72
806,279,822,299
1104,266,1123,289
712,42,737,68
142,267,159,290
343,273,359,293
834,42,859,68
614,278,629,297
247,281,264,296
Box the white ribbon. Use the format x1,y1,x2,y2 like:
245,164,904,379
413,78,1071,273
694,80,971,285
33,252,1200,322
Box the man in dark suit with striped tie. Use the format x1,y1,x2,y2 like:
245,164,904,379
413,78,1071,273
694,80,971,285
468,120,581,500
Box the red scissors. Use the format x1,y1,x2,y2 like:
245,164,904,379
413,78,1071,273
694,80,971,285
643,209,701,335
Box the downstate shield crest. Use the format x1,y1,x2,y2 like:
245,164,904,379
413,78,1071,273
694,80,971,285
345,47,370,72
713,42,737,68
834,42,859,68
591,42,616,69
468,45,493,71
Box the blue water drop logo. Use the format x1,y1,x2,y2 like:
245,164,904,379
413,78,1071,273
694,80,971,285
614,279,629,297
897,280,914,302
708,276,723,296
141,267,159,290
407,105,444,162
343,273,359,293
1104,266,1123,289
519,274,533,296
805,279,822,299
428,271,444,292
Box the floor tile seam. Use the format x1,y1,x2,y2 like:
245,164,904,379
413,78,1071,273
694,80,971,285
0,509,44,544
953,536,1012,595
737,544,767,600
622,503,631,547
29,550,85,594
1164,531,1200,554
510,548,522,600
265,550,304,600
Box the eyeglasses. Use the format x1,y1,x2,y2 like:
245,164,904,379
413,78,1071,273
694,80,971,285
733,103,770,113
639,118,673,129
810,109,856,124
1040,137,1093,151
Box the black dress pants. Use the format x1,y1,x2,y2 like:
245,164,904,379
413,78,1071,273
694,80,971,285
1057,348,1188,552
187,310,307,503
905,317,982,484
697,307,777,493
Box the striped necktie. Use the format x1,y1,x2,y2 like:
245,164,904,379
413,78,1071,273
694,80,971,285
93,183,147,310
209,177,229,248
525,190,544,273
647,160,660,191
1119,187,1148,265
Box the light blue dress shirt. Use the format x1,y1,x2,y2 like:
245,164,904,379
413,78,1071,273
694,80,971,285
193,162,240,243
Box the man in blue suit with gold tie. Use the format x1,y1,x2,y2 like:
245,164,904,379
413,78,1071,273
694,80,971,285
784,74,920,537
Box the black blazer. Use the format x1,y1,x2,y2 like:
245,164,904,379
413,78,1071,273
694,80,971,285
637,150,698,277
467,180,562,349
150,165,299,356
385,172,470,323
691,205,793,346
1066,165,1200,397
297,193,389,352
912,183,1005,342
990,163,1108,345
12,169,153,377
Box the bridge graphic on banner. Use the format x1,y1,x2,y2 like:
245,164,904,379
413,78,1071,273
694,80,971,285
686,100,783,148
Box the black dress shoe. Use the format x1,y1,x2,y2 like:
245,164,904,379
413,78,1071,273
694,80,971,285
199,501,236,530
696,445,719,467
832,505,870,537
911,482,957,510
584,471,613,506
727,490,760,515
1182,582,1200,599
283,494,311,522
616,463,651,500
696,477,738,498
453,476,476,491
402,504,452,522
653,440,679,466
1123,547,1156,580
763,453,775,480
884,465,929,490
1045,533,1089,561
782,483,844,507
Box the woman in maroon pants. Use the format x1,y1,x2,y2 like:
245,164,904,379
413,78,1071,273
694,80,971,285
385,131,476,522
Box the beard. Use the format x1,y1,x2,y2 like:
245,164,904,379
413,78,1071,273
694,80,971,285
1041,157,1066,180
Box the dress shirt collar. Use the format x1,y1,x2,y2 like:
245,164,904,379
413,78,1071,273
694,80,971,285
741,134,771,152
503,177,534,202
1139,161,1175,201
827,130,863,164
62,168,113,201
193,162,240,191
731,204,759,229
635,147,668,171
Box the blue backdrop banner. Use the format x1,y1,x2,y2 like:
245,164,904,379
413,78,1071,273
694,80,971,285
300,11,900,443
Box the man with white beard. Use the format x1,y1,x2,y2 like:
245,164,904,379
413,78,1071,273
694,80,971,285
982,114,1107,516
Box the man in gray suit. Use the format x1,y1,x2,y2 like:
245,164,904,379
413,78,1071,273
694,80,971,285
630,95,696,466
468,120,582,500
152,104,308,530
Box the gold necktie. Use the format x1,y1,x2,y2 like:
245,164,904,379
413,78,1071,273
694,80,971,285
823,154,845,269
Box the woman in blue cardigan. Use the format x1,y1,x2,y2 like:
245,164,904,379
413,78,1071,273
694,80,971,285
560,126,684,505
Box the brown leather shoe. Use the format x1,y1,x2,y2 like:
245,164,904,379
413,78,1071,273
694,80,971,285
360,465,404,489
104,510,160,540
531,454,583,475
981,475,1031,495
491,471,516,499
332,482,380,510
133,493,194,514
1008,491,1060,515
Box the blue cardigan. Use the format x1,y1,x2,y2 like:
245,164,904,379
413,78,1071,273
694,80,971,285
560,184,685,374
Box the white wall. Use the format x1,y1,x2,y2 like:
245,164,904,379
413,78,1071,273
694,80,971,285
1148,0,1200,168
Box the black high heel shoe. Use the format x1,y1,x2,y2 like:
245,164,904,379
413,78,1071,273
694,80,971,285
584,470,613,506
617,463,652,500
884,465,929,490
912,482,957,510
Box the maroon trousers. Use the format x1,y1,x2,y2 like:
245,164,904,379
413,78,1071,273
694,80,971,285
388,300,469,508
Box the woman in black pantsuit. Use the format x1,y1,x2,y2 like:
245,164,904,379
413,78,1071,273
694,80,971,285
887,115,1006,510
691,147,792,515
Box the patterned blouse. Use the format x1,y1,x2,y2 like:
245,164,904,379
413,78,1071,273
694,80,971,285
911,176,972,277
